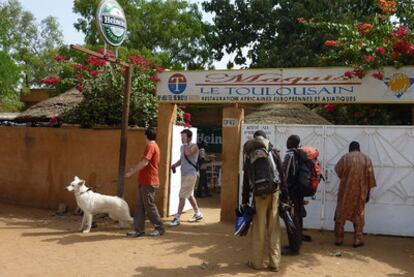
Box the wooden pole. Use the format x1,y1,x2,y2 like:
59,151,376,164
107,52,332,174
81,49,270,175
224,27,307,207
117,65,133,197
70,44,132,198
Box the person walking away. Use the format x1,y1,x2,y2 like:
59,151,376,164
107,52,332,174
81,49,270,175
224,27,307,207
125,127,165,237
241,130,289,271
334,141,376,247
282,134,308,255
170,129,203,226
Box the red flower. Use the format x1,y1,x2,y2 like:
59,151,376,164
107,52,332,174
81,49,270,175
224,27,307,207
97,48,114,57
71,63,84,70
391,25,409,39
363,54,375,62
118,66,127,74
87,56,107,67
354,111,362,119
375,47,386,56
183,112,192,121
390,52,400,60
358,23,373,35
376,0,397,14
53,55,66,62
392,39,410,53
74,74,83,79
324,104,336,113
40,75,60,85
150,75,160,82
354,70,365,79
90,70,98,78
372,72,384,80
129,55,152,70
297,17,306,23
155,66,164,73
363,117,369,124
356,40,364,46
344,70,355,78
324,40,339,47
184,122,192,128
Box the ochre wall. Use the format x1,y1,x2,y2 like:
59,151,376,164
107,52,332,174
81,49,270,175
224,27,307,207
0,126,150,211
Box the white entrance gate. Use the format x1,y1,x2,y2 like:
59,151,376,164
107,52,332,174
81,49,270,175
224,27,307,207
240,124,414,236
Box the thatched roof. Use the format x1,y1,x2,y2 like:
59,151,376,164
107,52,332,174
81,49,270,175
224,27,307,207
15,88,83,122
244,104,331,125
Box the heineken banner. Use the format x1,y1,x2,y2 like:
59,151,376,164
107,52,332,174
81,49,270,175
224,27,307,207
197,127,222,153
156,67,414,104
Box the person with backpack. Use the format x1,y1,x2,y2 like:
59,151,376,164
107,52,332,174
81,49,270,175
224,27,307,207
170,129,203,226
282,134,314,255
241,130,288,272
334,141,376,247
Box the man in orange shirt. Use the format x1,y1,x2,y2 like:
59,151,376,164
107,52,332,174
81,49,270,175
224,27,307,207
125,128,164,237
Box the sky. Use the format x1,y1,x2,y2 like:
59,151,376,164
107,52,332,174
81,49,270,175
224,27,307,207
7,0,240,69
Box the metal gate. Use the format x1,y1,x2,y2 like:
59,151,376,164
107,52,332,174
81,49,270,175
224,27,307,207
240,124,414,236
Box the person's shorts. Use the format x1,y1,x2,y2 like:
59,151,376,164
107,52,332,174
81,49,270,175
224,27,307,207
179,175,198,198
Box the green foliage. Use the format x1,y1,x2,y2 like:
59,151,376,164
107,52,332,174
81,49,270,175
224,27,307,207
43,48,161,128
203,0,378,68
0,0,64,90
314,104,412,125
0,51,22,111
302,0,414,77
73,0,211,69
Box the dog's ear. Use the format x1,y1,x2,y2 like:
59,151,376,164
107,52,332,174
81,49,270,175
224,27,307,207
74,176,79,181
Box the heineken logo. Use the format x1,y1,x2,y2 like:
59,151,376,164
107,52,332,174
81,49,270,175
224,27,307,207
96,0,127,47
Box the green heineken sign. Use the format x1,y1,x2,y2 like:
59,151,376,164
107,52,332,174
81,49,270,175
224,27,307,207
96,0,127,47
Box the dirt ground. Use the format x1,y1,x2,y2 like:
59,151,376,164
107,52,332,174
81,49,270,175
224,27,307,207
0,195,413,277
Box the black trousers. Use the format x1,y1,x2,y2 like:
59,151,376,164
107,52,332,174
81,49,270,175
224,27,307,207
287,190,304,253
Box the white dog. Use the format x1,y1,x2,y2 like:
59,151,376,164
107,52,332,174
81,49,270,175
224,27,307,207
65,176,133,233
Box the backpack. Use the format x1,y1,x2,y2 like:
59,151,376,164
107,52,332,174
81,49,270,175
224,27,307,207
295,146,322,197
243,137,280,197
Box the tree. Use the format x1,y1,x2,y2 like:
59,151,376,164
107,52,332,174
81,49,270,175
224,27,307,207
0,51,22,111
203,0,378,68
73,0,211,69
41,48,164,127
0,0,64,89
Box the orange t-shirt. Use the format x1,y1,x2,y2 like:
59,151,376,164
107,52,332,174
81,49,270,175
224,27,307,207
138,142,160,185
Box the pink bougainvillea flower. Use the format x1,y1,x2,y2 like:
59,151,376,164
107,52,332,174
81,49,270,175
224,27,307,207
354,70,365,79
155,65,164,73
375,47,386,56
354,111,362,119
363,54,376,62
324,40,339,47
90,70,98,78
358,23,373,35
87,56,107,67
376,0,397,14
71,63,84,70
392,39,410,53
53,55,66,62
372,72,385,80
183,112,192,121
74,73,83,79
150,75,160,82
324,104,337,113
297,17,306,23
344,70,355,78
40,75,61,85
389,52,401,60
97,48,114,57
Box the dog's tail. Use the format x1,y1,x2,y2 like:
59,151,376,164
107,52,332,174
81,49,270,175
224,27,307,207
119,198,134,223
